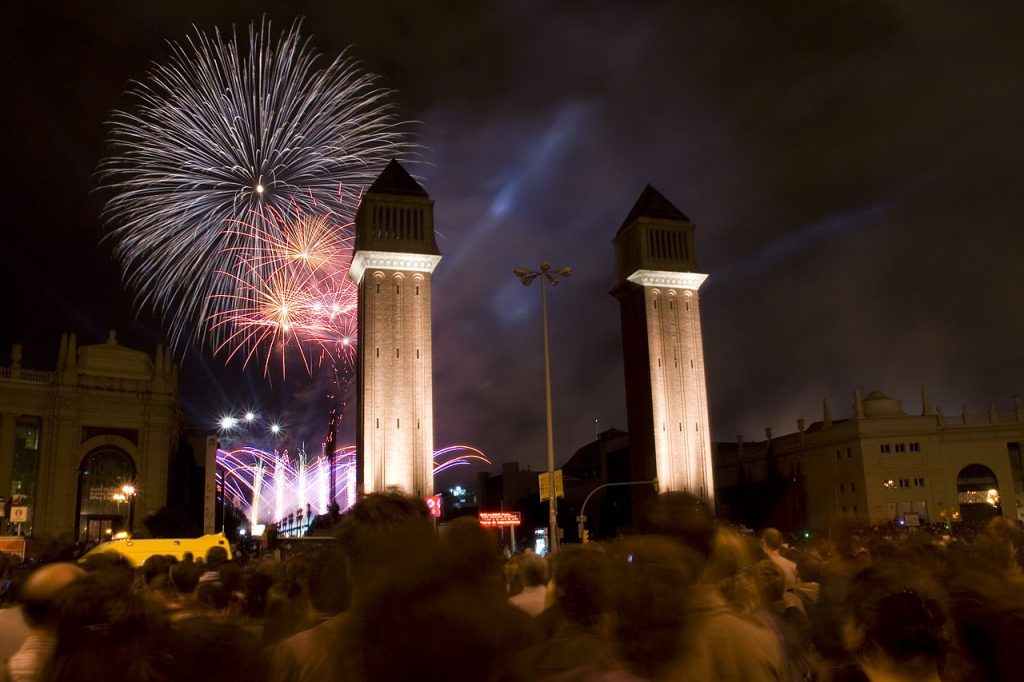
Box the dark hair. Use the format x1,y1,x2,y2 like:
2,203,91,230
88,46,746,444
351,530,513,681
197,582,230,611
642,491,716,559
608,537,700,680
307,545,350,615
335,490,433,583
167,616,267,682
205,546,229,569
843,562,949,666
44,570,168,682
551,545,610,627
169,563,201,595
142,554,169,586
516,553,548,588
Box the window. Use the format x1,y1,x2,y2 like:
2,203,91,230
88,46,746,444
851,482,856,493
847,448,852,458
840,483,846,493
895,443,906,453
836,451,842,461
914,477,925,487
880,444,892,454
899,478,910,489
910,442,921,452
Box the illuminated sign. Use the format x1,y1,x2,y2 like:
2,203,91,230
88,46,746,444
479,511,522,527
426,494,442,518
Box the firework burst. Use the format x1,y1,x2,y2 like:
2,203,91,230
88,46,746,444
98,19,413,361
210,205,359,374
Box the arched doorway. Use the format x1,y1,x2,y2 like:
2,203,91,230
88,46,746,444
956,464,1002,522
76,447,136,543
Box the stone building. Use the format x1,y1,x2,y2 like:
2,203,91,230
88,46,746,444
612,185,715,513
349,160,441,499
0,331,178,541
714,390,1024,530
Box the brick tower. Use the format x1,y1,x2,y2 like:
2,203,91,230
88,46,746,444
349,161,441,498
612,185,714,511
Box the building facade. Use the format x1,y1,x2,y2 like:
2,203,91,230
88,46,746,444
714,390,1024,530
349,160,441,499
0,332,179,541
612,185,715,511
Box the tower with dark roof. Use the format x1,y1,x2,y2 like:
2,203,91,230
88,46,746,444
612,185,714,511
349,160,440,498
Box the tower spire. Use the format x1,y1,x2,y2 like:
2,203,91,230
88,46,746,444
612,185,713,511
350,161,441,499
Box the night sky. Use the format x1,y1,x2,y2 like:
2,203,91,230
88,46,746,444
4,2,1023,484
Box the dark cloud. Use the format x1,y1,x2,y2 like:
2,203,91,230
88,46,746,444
3,1,1022,478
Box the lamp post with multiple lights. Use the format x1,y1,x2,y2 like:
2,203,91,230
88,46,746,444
514,262,571,552
118,483,136,534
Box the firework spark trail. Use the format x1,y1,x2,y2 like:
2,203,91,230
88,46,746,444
99,19,413,361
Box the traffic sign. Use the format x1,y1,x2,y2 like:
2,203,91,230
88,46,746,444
538,470,564,501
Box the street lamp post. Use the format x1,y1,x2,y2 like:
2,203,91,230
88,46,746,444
121,484,136,535
111,492,126,532
514,262,571,552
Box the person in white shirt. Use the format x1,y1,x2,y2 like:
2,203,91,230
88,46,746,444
761,527,799,590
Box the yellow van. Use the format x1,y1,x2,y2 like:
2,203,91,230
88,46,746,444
81,533,232,567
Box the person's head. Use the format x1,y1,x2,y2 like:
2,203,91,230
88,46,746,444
335,490,434,585
642,491,716,562
753,559,786,604
840,561,950,680
705,527,756,583
761,527,784,552
141,554,169,588
516,552,548,588
169,562,201,596
45,570,168,682
307,544,350,615
607,536,701,680
550,544,610,627
205,546,229,570
20,562,85,630
351,529,514,682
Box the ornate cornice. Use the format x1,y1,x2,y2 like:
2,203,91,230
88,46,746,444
348,250,443,283
626,269,708,291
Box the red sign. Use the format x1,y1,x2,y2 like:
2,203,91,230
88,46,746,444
0,537,26,560
479,512,522,527
426,494,442,518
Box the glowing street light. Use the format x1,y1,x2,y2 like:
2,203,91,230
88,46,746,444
514,262,571,551
120,484,137,534
220,416,238,430
270,424,282,435
244,412,256,423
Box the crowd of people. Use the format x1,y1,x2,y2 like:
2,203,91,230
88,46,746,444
0,491,1021,681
